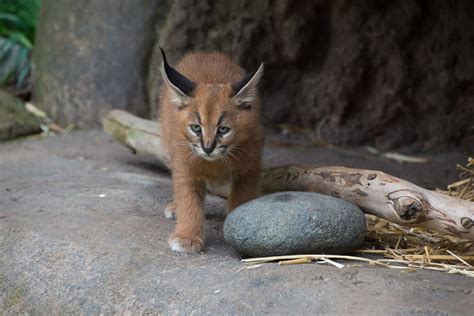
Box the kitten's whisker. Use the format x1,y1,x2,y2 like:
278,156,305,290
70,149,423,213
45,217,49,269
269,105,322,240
229,146,246,156
175,142,200,161
226,151,239,163
224,157,233,171
227,149,243,162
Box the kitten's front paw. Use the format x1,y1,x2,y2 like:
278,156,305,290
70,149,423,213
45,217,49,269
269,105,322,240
163,202,176,220
168,234,204,253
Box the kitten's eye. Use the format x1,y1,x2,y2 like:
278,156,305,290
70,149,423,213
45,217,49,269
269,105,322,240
218,126,230,135
190,124,201,134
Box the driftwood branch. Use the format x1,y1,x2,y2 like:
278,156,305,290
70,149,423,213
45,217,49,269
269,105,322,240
103,110,474,241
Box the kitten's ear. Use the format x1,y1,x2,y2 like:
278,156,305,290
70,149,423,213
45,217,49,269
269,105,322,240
160,47,196,107
232,62,264,107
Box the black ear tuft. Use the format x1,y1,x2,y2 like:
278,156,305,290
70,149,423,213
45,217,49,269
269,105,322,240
160,47,196,96
231,62,264,105
231,62,262,94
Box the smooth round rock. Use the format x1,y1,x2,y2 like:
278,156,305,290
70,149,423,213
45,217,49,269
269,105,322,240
224,191,367,257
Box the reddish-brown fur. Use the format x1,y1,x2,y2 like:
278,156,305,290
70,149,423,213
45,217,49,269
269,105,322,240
158,52,264,253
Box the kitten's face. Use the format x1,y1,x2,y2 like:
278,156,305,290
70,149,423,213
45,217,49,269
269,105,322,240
181,84,244,161
159,48,263,162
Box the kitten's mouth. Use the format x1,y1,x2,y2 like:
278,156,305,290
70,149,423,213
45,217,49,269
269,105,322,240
192,145,227,161
200,155,221,161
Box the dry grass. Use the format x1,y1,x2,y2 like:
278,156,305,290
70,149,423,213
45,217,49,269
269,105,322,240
242,158,474,277
437,157,473,201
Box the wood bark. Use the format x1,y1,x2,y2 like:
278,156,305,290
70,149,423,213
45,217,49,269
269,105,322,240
103,110,474,241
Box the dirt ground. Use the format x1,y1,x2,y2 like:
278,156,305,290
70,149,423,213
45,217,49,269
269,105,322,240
0,130,472,314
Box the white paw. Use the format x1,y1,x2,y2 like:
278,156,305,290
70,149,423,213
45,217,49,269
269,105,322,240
163,202,176,219
168,234,204,253
168,239,185,252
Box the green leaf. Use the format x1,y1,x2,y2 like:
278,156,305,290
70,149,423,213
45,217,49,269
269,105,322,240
0,13,22,27
8,32,32,49
16,60,30,88
0,0,40,87
0,39,15,61
15,45,28,67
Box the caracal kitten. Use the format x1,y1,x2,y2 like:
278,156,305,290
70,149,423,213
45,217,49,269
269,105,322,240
158,48,264,253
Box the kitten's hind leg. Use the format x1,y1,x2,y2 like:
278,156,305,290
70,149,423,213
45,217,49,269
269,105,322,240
164,201,176,219
227,169,260,213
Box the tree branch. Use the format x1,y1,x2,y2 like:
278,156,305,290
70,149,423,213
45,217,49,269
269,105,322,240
103,110,474,241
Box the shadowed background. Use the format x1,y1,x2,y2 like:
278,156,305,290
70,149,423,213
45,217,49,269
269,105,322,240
31,0,474,151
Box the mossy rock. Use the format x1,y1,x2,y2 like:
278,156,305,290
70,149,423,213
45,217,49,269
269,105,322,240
0,91,42,141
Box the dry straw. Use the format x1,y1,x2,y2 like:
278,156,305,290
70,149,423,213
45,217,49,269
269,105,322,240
242,158,474,277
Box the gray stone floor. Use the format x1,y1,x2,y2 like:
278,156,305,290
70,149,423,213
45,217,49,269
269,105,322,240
0,131,472,314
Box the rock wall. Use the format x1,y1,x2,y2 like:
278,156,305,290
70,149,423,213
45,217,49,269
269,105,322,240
34,0,474,150
32,0,165,128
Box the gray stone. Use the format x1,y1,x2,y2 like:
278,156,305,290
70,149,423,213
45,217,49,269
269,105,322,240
0,91,41,141
224,191,366,257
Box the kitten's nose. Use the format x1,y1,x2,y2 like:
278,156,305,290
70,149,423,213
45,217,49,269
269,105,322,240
202,140,216,155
